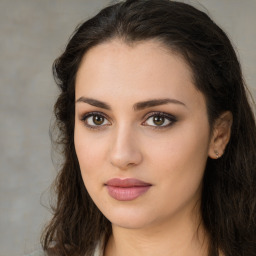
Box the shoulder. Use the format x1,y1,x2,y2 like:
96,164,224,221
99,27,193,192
24,242,103,256
25,249,46,256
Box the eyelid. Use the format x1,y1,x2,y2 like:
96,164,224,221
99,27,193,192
142,111,177,128
79,111,177,130
80,111,112,130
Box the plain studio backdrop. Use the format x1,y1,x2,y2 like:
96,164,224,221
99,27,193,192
0,0,255,255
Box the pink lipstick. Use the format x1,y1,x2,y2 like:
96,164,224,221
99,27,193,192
105,178,152,201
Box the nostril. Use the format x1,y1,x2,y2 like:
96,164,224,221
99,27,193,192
110,156,140,170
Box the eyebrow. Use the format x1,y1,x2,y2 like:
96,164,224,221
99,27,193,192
75,97,186,111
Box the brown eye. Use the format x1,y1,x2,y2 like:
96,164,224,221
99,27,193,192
81,112,111,129
143,112,176,128
153,116,165,126
93,115,104,125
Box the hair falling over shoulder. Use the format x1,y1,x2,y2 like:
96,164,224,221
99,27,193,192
41,1,256,255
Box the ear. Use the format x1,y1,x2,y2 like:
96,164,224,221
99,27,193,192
208,111,233,159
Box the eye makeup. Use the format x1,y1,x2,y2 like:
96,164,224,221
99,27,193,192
80,111,111,130
79,111,177,131
142,111,177,130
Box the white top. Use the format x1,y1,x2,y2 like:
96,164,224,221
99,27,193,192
27,242,103,256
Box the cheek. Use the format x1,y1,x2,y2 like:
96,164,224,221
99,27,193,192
147,122,210,193
149,126,208,166
74,128,107,186
141,134,208,220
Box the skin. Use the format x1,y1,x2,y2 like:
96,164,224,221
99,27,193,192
74,39,232,256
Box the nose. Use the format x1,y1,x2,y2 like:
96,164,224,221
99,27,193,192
109,126,143,170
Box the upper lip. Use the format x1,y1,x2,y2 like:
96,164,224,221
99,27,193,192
105,178,152,187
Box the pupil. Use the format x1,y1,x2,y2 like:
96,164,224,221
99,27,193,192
93,115,104,125
153,116,164,125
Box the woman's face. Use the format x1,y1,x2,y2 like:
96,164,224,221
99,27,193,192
74,39,213,229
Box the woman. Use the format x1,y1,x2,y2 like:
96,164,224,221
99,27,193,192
36,0,256,255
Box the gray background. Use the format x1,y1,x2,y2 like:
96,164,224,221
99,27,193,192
0,0,255,255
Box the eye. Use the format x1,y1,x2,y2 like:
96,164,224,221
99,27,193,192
143,112,176,128
81,112,111,129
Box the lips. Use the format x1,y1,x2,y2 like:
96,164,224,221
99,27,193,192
105,178,152,201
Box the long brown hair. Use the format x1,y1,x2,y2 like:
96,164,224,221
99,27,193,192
41,1,256,255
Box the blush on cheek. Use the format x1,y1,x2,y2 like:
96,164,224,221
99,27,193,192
75,139,103,179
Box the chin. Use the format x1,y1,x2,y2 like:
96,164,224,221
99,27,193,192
102,207,157,230
112,217,152,230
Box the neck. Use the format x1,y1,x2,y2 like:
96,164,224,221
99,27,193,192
104,205,209,256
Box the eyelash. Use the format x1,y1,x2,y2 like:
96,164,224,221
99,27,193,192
80,111,177,130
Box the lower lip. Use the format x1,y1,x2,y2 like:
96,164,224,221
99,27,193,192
106,185,151,201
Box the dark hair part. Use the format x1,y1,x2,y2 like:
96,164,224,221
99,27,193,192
41,0,256,255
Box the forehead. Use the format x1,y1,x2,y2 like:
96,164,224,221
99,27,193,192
77,39,193,81
75,39,204,110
